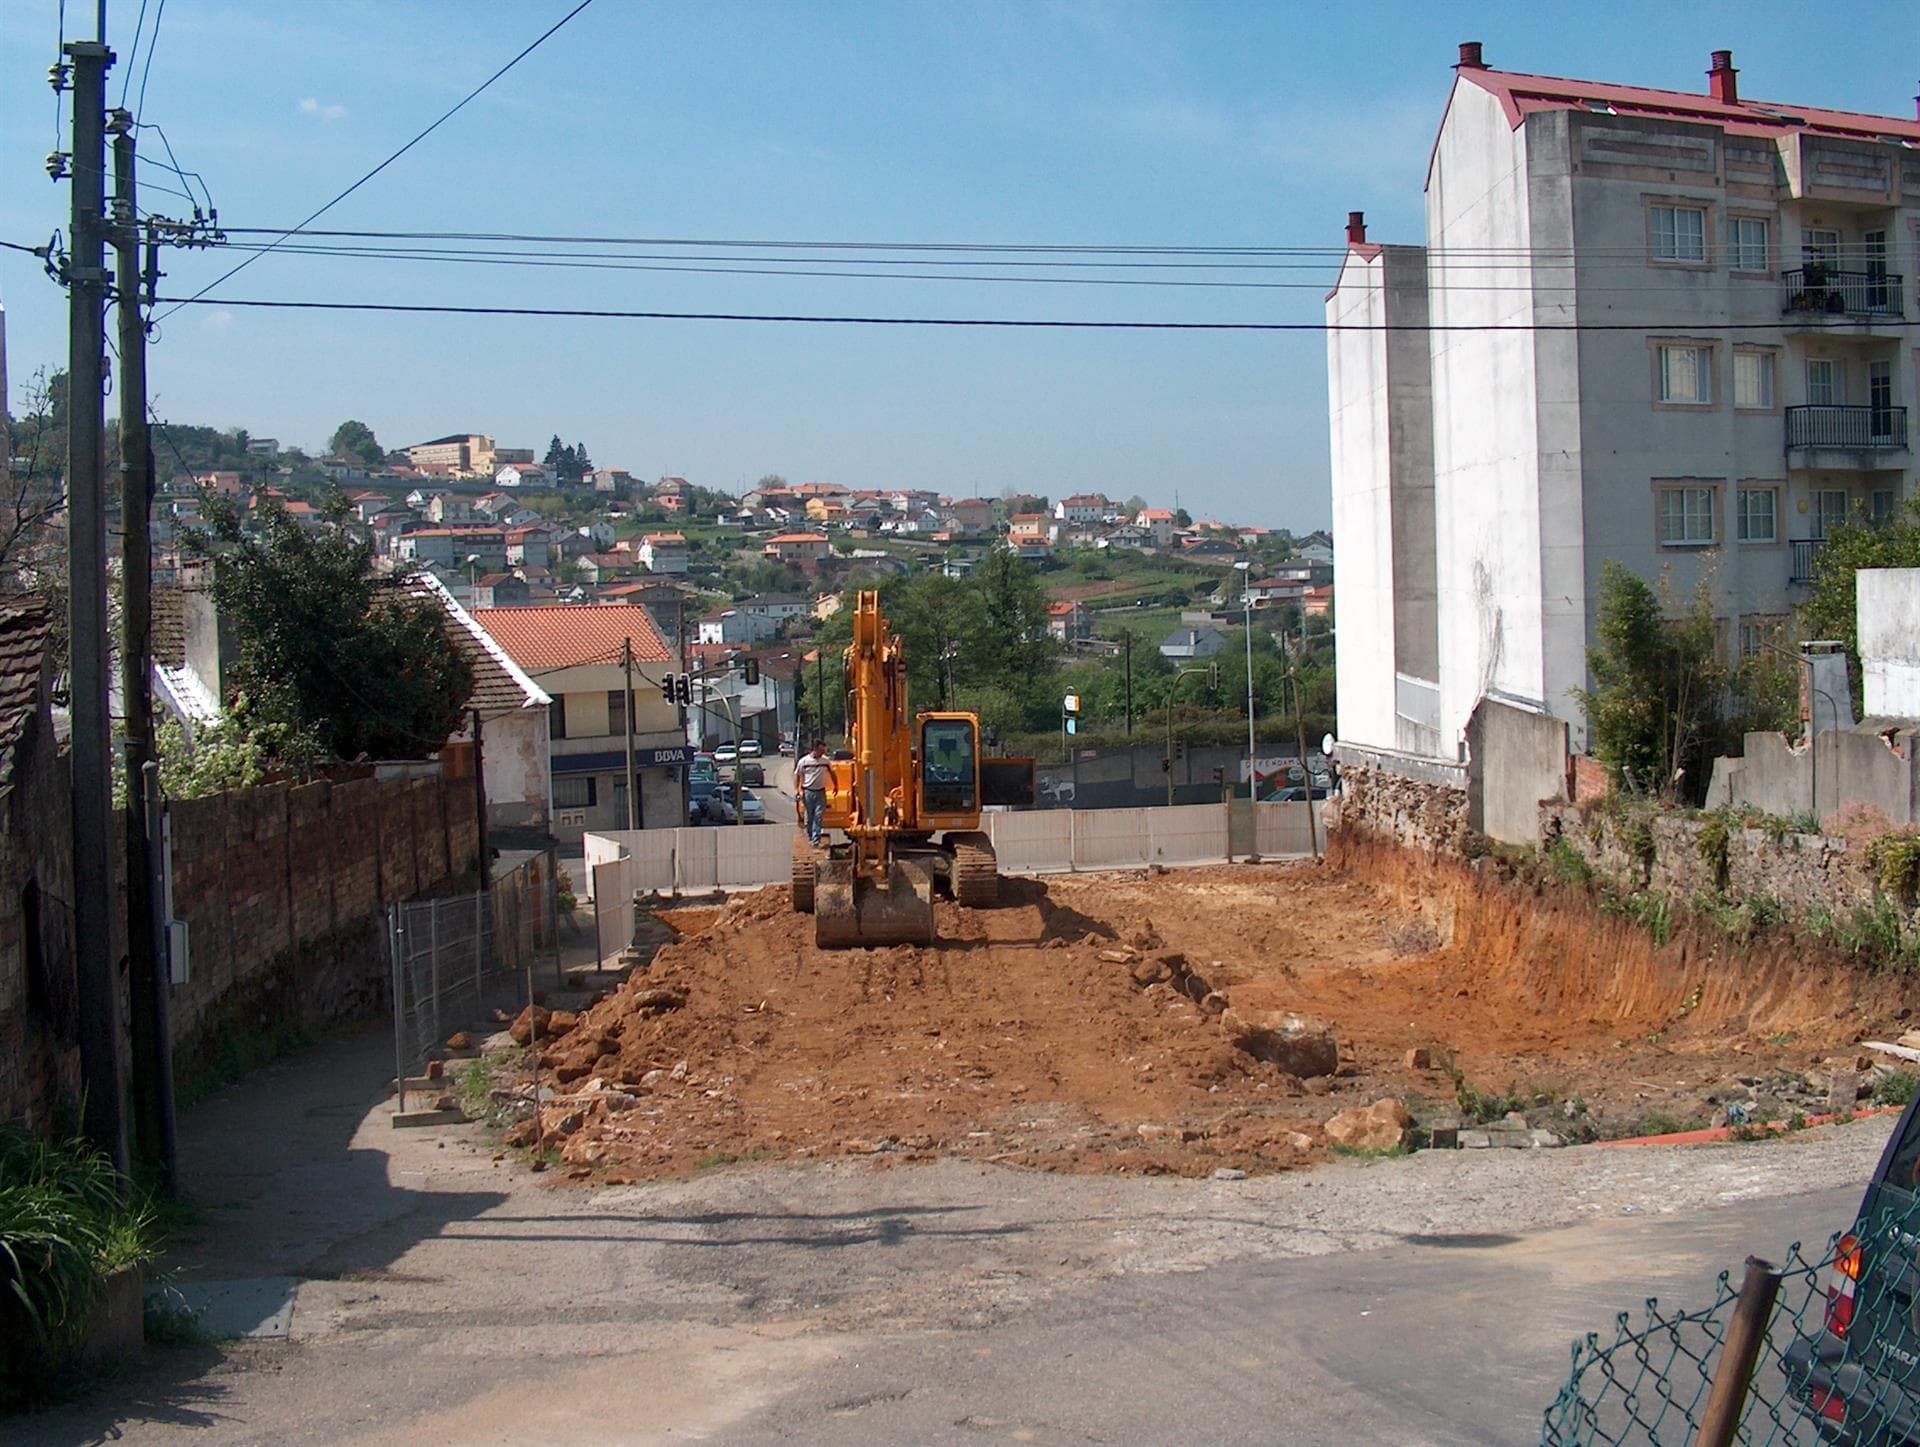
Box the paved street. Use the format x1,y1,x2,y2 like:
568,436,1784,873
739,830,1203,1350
17,1015,1881,1446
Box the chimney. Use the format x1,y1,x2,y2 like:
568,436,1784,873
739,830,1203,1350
1708,49,1738,104
1346,211,1367,247
1456,41,1485,70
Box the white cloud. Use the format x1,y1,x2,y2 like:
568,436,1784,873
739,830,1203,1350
299,97,347,123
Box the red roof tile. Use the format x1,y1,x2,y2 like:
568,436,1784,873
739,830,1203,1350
472,604,672,671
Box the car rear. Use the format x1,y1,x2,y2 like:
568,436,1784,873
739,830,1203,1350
1785,1093,1920,1441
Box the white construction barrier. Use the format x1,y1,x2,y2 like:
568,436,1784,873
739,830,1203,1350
984,809,1073,874
715,821,802,887
1148,803,1231,864
1255,801,1323,858
590,856,636,966
1072,807,1154,869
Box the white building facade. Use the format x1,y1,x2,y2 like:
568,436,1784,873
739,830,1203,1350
1329,42,1920,759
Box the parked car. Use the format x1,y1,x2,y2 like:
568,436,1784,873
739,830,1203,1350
779,732,796,756
690,752,717,781
687,776,718,824
704,787,766,824
739,761,765,788
713,743,739,766
1783,1088,1920,1440
1265,785,1329,803
738,738,763,758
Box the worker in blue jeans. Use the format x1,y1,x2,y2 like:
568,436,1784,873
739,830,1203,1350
796,739,835,846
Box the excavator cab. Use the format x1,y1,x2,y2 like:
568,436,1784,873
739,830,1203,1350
918,715,978,821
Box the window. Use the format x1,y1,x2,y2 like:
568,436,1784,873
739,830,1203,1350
1739,617,1787,661
1803,227,1840,268
549,696,568,740
1728,216,1769,272
1653,205,1707,263
1807,358,1840,406
1873,488,1899,524
607,687,627,739
554,776,596,809
1736,487,1777,543
1659,486,1716,546
920,717,977,814
1658,344,1713,405
1734,351,1775,410
1814,488,1850,538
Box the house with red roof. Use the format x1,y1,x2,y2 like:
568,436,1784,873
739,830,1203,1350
1327,40,1920,770
1046,600,1092,645
473,604,686,838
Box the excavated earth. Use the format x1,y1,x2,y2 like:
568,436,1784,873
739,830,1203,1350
510,856,1904,1182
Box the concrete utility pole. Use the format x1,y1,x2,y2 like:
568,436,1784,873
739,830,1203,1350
65,28,129,1172
113,116,176,1185
622,636,638,829
1285,636,1320,861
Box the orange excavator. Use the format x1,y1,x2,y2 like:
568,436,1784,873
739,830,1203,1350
792,591,1033,946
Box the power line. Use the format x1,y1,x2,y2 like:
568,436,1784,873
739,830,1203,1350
152,294,1917,333
117,0,150,108
133,0,165,123
153,0,596,323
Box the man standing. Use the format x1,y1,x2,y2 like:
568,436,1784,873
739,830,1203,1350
795,738,835,847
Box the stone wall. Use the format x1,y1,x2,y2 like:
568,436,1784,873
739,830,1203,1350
1326,761,1470,856
3,768,479,1128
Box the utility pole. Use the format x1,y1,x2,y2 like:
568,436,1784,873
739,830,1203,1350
675,593,689,823
1285,636,1319,860
64,27,129,1173
113,114,174,1185
622,637,638,829
1122,628,1133,737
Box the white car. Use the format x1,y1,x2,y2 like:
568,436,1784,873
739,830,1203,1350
705,787,766,824
737,738,763,758
713,743,738,766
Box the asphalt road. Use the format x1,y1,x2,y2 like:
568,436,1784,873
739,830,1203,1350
19,1005,1871,1447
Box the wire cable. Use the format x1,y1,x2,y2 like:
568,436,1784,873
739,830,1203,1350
133,0,165,123
153,294,1913,333
154,0,596,322
117,0,150,108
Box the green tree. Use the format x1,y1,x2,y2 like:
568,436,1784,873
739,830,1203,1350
194,497,472,763
329,419,383,467
1575,562,1726,802
1804,498,1920,711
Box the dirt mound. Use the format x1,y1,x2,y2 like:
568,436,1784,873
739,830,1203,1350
508,858,1894,1183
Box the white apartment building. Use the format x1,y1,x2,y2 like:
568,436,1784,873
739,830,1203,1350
1328,42,1920,759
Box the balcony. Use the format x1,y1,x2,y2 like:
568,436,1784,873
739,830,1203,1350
1782,268,1905,320
1785,405,1908,452
1788,538,1823,586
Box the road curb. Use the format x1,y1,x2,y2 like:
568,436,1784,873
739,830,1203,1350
1589,1104,1900,1149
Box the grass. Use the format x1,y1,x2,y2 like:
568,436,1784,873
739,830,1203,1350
1328,1142,1412,1162
1874,1072,1920,1108
0,1127,167,1408
1545,836,1593,887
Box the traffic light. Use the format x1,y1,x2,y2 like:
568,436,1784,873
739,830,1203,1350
659,674,676,705
1207,661,1220,690
743,658,760,686
676,674,693,706
1161,755,1171,773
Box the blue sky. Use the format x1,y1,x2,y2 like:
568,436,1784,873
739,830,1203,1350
3,1,1917,528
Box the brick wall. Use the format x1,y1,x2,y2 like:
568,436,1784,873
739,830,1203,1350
2,767,480,1128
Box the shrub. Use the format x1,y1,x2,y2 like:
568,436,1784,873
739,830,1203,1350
1696,813,1731,891
1866,832,1920,903
1546,837,1593,887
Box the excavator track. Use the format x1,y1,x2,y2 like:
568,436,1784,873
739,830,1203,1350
950,832,999,908
791,836,816,913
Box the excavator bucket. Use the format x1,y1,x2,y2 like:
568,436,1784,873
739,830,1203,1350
814,855,935,947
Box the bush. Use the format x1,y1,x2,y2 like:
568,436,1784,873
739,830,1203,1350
1545,837,1593,887
0,1128,159,1406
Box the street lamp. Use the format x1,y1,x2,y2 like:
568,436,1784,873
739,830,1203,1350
465,552,481,598
1755,640,1843,821
1235,561,1258,798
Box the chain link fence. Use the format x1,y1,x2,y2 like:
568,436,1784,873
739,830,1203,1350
388,850,558,1112
1543,1178,1920,1445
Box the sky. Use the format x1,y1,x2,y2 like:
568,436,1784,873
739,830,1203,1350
3,1,1918,530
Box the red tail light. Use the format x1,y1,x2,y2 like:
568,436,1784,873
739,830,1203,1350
1811,1387,1848,1424
1824,1233,1862,1338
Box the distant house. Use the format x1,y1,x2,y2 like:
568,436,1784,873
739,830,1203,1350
763,532,831,564
471,574,530,608
636,532,690,575
494,463,550,489
426,494,477,524
697,608,779,646
1303,584,1334,618
1245,576,1309,609
1054,493,1110,524
1007,514,1053,546
396,527,508,572
739,593,808,624
504,526,552,569
1046,600,1093,644
944,498,995,533
586,468,634,496
1161,627,1228,662
1136,508,1175,547
1294,532,1334,565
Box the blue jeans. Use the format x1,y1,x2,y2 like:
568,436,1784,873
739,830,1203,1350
803,789,827,844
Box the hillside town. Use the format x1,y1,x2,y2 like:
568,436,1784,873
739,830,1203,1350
10,13,1920,1443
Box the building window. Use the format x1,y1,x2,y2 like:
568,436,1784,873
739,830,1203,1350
607,687,627,739
1733,351,1774,410
1657,344,1713,405
554,776,596,809
1659,485,1716,546
1653,205,1707,263
549,696,568,740
1803,227,1841,268
1738,617,1787,661
1814,488,1850,538
1728,217,1769,272
1806,358,1840,406
1735,487,1777,543
1873,488,1899,524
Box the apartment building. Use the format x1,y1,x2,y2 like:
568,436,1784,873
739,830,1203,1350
407,434,496,477
1328,42,1920,758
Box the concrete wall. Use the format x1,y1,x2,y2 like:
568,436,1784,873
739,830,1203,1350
1465,698,1569,845
1717,727,1920,824
483,706,551,830
1860,568,1920,719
